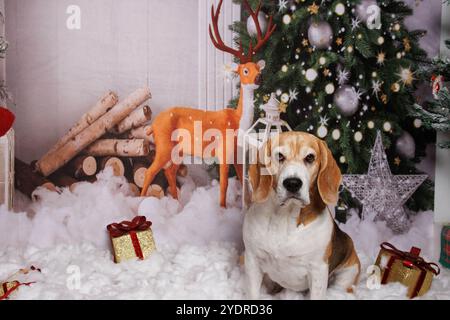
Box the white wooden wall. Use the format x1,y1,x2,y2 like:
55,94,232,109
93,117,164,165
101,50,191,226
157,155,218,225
198,0,240,111
5,0,240,162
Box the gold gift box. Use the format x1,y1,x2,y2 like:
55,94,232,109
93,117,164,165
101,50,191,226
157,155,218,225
375,243,440,299
110,229,156,263
1,281,20,299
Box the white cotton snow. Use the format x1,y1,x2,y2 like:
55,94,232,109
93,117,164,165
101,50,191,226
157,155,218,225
0,166,449,300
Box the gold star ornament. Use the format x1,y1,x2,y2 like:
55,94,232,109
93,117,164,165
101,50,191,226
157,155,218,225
279,102,288,113
403,38,411,52
302,38,309,47
307,2,320,15
397,67,415,86
394,157,401,166
336,37,343,46
377,52,386,65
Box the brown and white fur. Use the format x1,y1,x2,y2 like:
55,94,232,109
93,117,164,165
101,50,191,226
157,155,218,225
243,132,360,300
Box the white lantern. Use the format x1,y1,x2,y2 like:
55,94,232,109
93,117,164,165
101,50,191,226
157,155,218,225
0,128,14,210
242,93,292,209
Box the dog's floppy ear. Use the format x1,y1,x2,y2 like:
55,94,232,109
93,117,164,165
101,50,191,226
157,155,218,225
249,140,273,203
317,140,342,205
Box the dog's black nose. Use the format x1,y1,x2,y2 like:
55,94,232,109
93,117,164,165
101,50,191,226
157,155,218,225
283,178,303,193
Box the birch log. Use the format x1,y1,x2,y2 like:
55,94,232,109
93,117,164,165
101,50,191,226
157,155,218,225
36,87,151,176
85,139,150,157
128,125,154,144
112,105,152,134
15,158,58,200
98,157,125,177
66,155,97,178
40,91,118,158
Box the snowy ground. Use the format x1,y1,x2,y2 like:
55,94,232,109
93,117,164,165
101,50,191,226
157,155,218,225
0,168,449,300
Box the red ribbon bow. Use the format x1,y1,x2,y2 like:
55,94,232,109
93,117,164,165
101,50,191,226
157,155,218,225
0,282,35,301
107,216,152,238
380,242,440,275
0,107,15,137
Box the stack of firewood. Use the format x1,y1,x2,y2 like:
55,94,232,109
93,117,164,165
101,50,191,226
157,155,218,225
15,88,187,200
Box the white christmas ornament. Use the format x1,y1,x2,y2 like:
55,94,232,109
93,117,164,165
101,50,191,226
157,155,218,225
247,12,268,37
317,125,328,138
308,21,333,49
281,93,290,103
396,131,416,159
414,119,422,129
305,68,318,82
342,132,427,233
283,14,292,25
335,3,345,16
325,83,335,95
332,129,341,140
334,85,360,116
354,131,363,142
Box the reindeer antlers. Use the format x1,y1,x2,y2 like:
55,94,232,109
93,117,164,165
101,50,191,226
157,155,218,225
209,0,276,64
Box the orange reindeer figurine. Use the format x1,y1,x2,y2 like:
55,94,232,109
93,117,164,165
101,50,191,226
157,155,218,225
141,0,276,207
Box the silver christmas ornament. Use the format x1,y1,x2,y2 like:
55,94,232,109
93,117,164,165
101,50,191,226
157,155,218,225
307,21,333,49
247,12,268,37
396,131,416,159
356,0,377,23
334,85,360,117
343,132,427,234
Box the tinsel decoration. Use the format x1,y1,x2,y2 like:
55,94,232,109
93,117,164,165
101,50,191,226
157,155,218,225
342,132,427,233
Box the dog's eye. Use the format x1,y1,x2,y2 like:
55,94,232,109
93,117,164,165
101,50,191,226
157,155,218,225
277,153,285,162
305,154,315,164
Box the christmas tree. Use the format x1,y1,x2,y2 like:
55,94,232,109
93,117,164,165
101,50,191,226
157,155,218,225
232,0,434,215
412,41,450,148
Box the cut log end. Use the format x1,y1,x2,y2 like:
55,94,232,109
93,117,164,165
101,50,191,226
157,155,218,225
100,157,125,177
82,156,98,176
145,184,165,199
133,167,147,188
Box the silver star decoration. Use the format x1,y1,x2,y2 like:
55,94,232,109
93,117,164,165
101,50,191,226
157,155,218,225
319,115,330,126
289,88,299,102
342,132,427,234
371,80,383,97
278,0,289,12
337,69,350,85
351,18,361,31
354,88,364,101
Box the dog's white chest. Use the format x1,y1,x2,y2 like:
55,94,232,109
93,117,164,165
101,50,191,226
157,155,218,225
243,202,332,291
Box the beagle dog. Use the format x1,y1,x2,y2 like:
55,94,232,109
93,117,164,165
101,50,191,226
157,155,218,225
243,132,360,300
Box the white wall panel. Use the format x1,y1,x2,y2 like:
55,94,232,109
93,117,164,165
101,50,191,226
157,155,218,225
5,0,239,162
